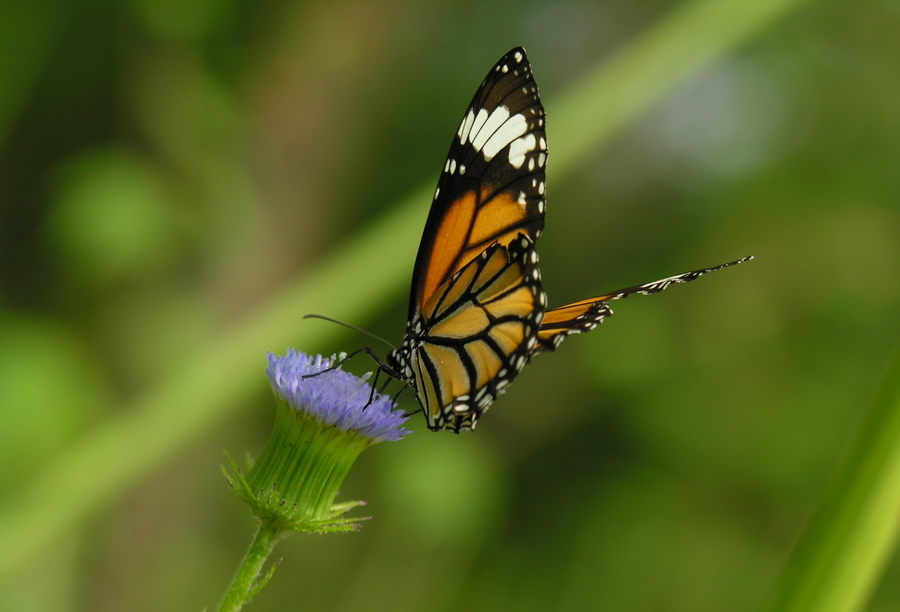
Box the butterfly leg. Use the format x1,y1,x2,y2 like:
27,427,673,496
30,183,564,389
302,346,397,379
401,404,423,420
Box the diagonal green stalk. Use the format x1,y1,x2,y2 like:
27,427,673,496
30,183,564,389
767,344,900,612
0,0,816,577
216,518,286,612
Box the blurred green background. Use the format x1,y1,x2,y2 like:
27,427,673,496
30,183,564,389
1,1,898,610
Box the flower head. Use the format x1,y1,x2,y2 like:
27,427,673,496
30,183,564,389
266,349,410,443
224,349,409,533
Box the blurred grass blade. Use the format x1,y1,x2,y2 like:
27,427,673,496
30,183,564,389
767,344,900,612
553,0,814,171
0,0,815,577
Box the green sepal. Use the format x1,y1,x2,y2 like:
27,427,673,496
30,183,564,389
222,399,374,533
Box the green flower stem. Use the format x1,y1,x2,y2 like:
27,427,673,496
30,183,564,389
767,344,900,612
217,518,285,612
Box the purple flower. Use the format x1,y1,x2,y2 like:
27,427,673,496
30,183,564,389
266,349,410,443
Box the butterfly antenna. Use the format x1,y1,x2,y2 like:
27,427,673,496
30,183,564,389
303,314,397,350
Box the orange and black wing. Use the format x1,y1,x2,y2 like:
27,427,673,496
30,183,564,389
411,235,545,432
389,48,549,431
407,47,547,324
534,256,754,353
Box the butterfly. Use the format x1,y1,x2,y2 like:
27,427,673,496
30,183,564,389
374,47,750,432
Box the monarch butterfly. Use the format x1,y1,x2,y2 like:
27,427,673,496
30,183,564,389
367,48,749,432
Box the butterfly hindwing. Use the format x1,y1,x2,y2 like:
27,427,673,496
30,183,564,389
410,235,545,431
536,299,615,353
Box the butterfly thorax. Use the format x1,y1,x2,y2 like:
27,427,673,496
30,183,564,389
386,323,421,384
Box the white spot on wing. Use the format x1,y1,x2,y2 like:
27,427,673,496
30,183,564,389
508,133,537,169
482,113,527,160
467,108,490,148
458,109,476,144
472,106,511,155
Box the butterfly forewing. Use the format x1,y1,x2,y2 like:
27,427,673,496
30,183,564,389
532,256,754,354
409,47,547,322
